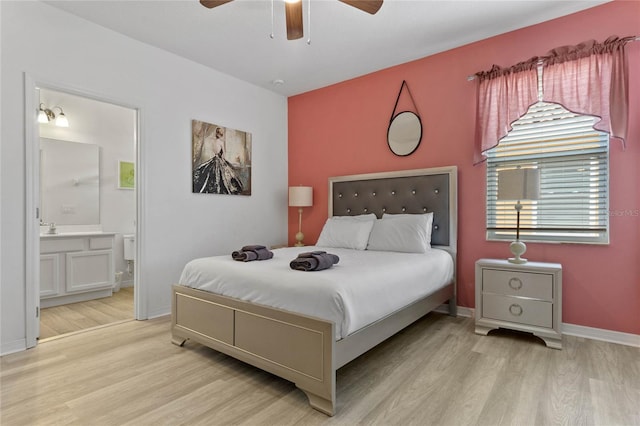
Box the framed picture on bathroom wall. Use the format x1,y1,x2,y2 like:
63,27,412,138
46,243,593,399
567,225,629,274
191,119,252,195
118,160,135,190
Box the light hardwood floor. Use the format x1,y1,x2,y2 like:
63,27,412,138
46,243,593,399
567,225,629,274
39,287,134,340
2,313,638,425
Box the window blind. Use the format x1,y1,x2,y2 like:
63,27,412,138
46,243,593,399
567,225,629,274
486,101,609,244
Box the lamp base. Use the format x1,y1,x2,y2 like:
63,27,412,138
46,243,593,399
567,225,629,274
295,231,304,247
508,240,528,264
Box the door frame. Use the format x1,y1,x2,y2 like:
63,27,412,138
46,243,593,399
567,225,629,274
24,74,146,347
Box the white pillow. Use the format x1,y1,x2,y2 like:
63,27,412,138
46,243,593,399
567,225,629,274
367,212,434,253
383,212,434,245
316,215,376,250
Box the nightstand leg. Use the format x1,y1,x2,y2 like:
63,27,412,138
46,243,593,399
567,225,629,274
537,335,562,350
475,325,493,336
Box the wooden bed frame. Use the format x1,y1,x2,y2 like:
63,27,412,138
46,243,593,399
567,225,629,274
171,166,458,416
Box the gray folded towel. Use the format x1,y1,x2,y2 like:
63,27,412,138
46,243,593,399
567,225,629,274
232,245,274,262
290,250,340,271
241,245,266,251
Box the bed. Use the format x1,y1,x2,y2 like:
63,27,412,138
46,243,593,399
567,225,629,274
171,166,458,416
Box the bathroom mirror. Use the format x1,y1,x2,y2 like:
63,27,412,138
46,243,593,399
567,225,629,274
40,138,100,225
387,111,422,156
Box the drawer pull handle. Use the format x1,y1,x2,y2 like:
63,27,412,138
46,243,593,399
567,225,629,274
509,304,523,316
508,277,523,290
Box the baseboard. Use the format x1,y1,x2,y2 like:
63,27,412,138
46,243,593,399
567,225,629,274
437,305,639,348
454,306,474,318
562,323,640,348
434,303,474,318
147,307,170,320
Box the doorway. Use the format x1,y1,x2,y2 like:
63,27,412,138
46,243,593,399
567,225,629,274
25,78,142,345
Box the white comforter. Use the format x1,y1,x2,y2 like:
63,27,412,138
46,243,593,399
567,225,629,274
178,246,454,340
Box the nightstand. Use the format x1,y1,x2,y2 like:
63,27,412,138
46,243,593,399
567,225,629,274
475,258,562,349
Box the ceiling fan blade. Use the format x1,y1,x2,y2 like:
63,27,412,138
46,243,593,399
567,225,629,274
285,1,304,40
338,0,383,15
200,0,234,9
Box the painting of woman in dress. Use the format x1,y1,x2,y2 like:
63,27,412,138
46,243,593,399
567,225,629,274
192,120,252,195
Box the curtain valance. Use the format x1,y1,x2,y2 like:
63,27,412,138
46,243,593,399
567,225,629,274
474,35,635,164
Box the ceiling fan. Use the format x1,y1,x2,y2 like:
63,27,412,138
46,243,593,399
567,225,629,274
200,0,383,40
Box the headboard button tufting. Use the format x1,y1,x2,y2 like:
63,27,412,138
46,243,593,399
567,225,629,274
329,168,453,248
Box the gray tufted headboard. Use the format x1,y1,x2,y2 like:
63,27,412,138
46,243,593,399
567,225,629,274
329,167,457,251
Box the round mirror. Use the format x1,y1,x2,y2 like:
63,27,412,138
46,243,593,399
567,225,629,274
387,111,422,156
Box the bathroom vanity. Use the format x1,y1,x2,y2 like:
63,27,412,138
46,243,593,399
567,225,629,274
40,232,115,308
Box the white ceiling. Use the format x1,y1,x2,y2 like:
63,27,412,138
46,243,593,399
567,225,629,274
45,0,609,96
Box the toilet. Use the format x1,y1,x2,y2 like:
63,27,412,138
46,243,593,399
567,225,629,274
123,234,135,261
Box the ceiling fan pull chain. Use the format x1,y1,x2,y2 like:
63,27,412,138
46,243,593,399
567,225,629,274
306,0,311,45
270,0,275,39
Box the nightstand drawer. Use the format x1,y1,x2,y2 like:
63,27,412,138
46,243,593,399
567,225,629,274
482,294,552,328
482,269,553,300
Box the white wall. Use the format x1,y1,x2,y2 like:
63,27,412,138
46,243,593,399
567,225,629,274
0,1,288,354
39,88,137,284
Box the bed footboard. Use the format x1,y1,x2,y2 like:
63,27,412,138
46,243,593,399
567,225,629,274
171,285,337,415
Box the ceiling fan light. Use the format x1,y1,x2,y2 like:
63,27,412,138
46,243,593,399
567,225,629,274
284,0,301,3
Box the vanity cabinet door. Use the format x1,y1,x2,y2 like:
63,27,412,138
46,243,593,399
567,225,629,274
40,254,61,298
66,249,114,293
40,234,116,308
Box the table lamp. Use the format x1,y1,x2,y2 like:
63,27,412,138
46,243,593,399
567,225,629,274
288,186,313,247
497,167,540,264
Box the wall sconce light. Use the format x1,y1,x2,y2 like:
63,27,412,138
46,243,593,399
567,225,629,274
38,103,69,127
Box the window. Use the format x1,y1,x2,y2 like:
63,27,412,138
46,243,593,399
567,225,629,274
478,36,633,245
486,101,609,244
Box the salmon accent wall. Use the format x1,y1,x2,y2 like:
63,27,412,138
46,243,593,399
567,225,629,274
288,1,640,335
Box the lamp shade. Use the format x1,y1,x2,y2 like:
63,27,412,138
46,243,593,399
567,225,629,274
497,168,540,201
37,109,49,123
289,186,313,207
55,112,69,128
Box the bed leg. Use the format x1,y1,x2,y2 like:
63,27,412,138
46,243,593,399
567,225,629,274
299,388,335,416
171,335,187,347
448,298,457,317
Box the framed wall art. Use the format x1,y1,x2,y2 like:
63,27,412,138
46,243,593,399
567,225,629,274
191,119,252,195
118,160,135,190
